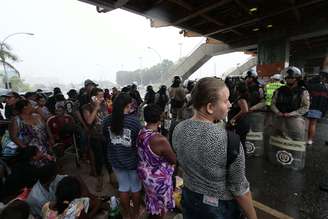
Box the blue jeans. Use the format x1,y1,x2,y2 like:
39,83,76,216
182,187,242,219
112,168,142,193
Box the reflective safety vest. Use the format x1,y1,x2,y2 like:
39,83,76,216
265,82,284,106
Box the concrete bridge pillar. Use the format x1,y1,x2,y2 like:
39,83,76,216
257,37,290,77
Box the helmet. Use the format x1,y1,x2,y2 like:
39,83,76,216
173,76,182,83
245,69,258,78
182,79,194,87
172,76,182,87
283,66,302,78
270,74,282,81
146,85,153,92
67,89,78,97
183,79,190,88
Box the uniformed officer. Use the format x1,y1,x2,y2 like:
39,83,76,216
244,70,265,108
269,66,310,170
271,66,310,136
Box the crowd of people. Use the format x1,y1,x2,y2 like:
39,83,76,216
0,64,327,219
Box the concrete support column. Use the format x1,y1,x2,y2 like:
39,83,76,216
257,37,290,77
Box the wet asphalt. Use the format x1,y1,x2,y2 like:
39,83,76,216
246,119,328,219
61,118,328,219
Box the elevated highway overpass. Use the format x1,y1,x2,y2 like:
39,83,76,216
79,0,328,81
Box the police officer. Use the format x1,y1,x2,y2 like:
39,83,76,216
248,74,284,112
265,74,284,107
245,70,265,109
271,67,310,125
169,76,186,120
243,70,266,156
168,76,186,144
270,66,310,169
261,74,284,154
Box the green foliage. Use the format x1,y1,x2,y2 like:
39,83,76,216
9,76,31,92
0,43,18,62
0,42,27,90
116,59,174,86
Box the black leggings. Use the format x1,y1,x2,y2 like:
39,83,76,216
102,140,112,174
90,137,112,176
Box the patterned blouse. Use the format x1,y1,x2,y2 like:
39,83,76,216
172,119,249,200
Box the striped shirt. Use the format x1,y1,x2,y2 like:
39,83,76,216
102,114,142,170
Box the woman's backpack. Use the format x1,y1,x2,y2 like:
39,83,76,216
226,130,241,167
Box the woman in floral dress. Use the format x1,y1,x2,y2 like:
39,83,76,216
137,104,176,219
9,99,54,167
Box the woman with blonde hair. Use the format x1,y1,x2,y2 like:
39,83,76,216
172,77,257,219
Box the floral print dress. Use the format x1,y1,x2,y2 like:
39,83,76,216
18,116,50,166
137,128,175,215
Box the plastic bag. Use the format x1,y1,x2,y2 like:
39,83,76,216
1,130,18,156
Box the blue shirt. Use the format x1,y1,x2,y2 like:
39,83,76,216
102,114,141,170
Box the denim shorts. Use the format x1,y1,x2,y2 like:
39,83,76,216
112,168,142,193
181,187,242,219
306,109,322,119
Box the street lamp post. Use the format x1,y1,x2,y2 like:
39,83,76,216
0,32,34,89
147,46,163,83
138,56,143,85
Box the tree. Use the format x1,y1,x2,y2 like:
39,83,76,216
9,76,31,92
116,59,174,86
0,42,18,63
0,42,20,88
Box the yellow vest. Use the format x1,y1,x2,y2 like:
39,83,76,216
265,82,284,106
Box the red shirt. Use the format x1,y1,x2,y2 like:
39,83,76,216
47,115,74,145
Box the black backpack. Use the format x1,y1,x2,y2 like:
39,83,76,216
226,130,241,167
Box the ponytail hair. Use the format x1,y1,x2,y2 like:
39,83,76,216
110,92,132,135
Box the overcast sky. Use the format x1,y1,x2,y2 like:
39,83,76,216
0,0,250,85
